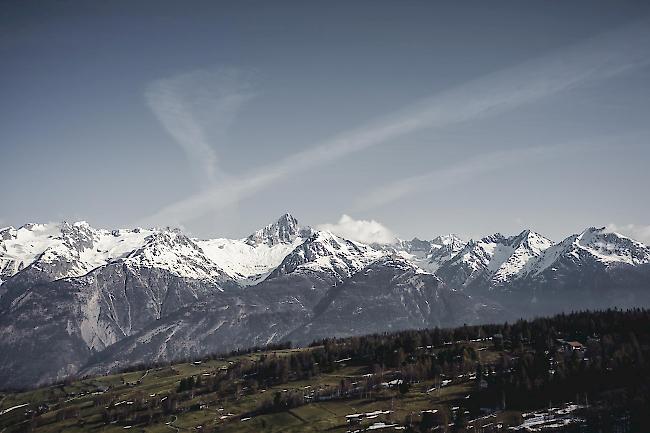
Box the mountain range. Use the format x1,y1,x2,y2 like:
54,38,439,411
1,214,649,389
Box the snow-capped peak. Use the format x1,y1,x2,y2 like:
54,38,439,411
575,227,649,264
4,217,649,297
384,234,466,274
437,229,553,288
0,222,158,283
490,230,553,283
425,234,466,271
0,221,236,286
571,226,647,265
122,231,232,285
431,234,465,248
197,213,313,285
520,227,650,279
245,213,310,246
268,229,386,280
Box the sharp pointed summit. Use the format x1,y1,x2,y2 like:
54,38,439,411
245,213,311,246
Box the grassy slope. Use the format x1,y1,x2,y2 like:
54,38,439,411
0,343,516,433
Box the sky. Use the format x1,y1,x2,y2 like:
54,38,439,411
2,1,650,244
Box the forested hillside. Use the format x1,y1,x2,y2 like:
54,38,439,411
1,309,648,432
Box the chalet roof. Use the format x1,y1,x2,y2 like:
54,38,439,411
566,341,585,349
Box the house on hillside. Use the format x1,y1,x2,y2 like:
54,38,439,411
565,341,585,351
556,339,586,354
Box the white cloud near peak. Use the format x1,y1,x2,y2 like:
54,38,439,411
317,214,397,244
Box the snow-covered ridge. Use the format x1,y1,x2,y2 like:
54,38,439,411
491,230,553,283
0,221,156,283
431,234,465,248
124,231,232,285
0,221,233,285
0,214,315,287
270,230,386,280
197,213,313,285
198,238,304,284
3,215,650,390
387,234,466,273
244,213,311,246
522,227,650,278
575,227,650,265
437,230,554,288
2,216,649,292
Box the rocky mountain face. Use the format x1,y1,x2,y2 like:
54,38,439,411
386,234,465,273
432,226,650,314
268,230,384,281
501,227,650,313
286,256,502,344
0,215,649,389
435,230,553,291
244,213,311,246
196,213,311,285
0,222,148,293
0,225,237,389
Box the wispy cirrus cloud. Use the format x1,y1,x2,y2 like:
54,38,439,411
355,133,639,211
145,68,255,185
353,147,558,211
139,19,650,228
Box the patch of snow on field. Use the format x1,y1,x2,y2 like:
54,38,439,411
367,422,397,430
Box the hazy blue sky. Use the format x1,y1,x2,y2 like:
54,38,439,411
2,1,650,243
